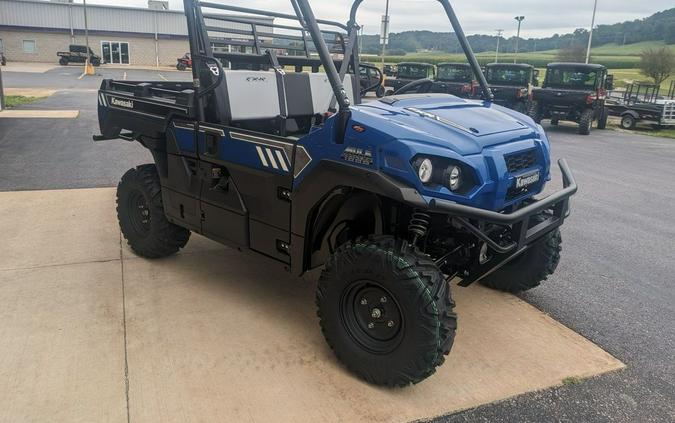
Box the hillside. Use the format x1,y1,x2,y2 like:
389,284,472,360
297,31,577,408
360,7,675,56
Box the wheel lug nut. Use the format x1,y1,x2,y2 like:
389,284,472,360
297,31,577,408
387,320,394,327
360,298,368,305
367,322,374,329
380,296,387,303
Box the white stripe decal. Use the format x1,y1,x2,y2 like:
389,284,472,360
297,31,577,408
265,148,279,169
275,150,289,172
256,146,269,167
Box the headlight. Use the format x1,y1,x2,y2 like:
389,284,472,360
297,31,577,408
444,165,461,191
417,158,433,183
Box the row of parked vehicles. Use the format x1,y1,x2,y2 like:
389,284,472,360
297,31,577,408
385,60,675,134
385,61,616,135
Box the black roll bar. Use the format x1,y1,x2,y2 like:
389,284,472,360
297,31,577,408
348,0,493,101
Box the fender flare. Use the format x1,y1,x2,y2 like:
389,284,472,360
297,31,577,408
290,160,427,274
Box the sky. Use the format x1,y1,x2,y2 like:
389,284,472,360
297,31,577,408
83,0,673,38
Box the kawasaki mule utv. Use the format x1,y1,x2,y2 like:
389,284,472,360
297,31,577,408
484,63,538,113
95,0,577,387
530,62,613,135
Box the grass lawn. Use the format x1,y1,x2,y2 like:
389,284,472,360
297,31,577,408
3,95,45,109
609,121,675,140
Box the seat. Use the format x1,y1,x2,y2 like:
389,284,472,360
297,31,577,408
208,69,359,135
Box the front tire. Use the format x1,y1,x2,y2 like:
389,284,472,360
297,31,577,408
317,236,457,387
578,109,594,135
177,62,187,71
59,57,68,66
117,164,190,258
375,85,385,98
528,101,542,123
481,214,561,293
597,107,609,129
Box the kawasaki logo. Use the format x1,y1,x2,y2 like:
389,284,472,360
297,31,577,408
111,97,134,109
246,76,267,82
515,171,540,189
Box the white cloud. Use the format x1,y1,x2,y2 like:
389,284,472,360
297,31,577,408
82,0,673,38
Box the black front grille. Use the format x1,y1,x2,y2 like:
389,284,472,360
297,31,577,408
506,185,534,202
505,150,536,173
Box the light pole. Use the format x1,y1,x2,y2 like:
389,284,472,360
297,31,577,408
495,29,504,63
586,0,598,64
380,0,390,71
514,16,524,64
83,0,92,74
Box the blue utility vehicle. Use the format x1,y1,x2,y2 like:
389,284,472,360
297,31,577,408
95,0,577,386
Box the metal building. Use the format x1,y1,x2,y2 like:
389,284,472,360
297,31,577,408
0,0,273,67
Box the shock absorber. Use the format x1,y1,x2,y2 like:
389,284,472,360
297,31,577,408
408,209,431,247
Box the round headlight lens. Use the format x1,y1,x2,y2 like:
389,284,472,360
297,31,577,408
446,165,461,191
418,158,433,184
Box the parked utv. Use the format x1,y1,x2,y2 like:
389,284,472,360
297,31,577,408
391,62,476,98
530,62,612,135
57,44,102,66
359,62,386,97
385,61,435,94
95,0,576,387
176,53,192,71
383,64,397,77
485,63,538,114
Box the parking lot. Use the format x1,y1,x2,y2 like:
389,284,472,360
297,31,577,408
1,65,674,422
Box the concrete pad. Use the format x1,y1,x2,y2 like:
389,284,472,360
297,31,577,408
0,110,79,118
123,250,624,423
4,88,58,97
0,261,126,423
0,188,120,271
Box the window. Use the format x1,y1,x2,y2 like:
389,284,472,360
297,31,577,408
22,40,36,54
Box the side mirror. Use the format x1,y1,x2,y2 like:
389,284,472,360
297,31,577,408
606,74,614,91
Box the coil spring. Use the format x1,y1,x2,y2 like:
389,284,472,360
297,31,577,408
408,209,431,245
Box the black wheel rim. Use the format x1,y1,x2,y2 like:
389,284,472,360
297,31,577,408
127,190,151,237
340,280,404,354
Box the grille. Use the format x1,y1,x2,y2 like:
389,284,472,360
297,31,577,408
505,150,536,173
506,185,535,202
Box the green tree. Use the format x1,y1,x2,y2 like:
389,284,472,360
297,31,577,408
639,47,675,86
556,44,587,63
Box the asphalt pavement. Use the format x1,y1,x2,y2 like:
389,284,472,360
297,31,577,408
1,67,673,422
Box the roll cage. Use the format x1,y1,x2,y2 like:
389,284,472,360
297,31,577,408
183,0,493,124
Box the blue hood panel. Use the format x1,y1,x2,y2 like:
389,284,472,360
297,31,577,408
354,94,540,156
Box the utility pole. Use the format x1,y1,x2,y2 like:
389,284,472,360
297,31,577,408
494,29,504,63
586,0,598,64
514,16,525,64
380,0,390,72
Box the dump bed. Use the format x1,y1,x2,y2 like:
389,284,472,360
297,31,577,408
97,79,196,140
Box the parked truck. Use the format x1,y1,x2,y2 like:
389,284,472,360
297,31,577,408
484,63,538,113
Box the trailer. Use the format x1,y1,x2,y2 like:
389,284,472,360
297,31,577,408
607,82,675,130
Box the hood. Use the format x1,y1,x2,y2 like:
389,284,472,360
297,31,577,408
353,94,540,156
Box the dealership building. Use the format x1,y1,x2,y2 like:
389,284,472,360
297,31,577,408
0,0,273,66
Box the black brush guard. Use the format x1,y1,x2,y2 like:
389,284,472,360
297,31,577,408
430,159,577,285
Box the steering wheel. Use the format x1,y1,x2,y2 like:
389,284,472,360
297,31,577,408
393,78,434,95
359,63,385,98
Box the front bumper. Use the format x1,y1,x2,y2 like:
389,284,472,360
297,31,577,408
428,159,576,284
